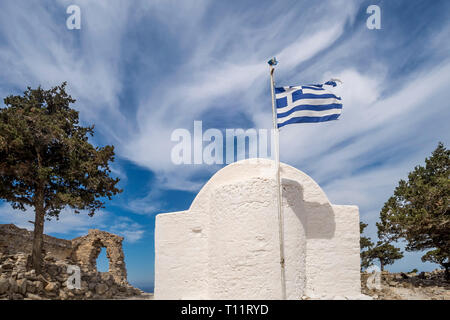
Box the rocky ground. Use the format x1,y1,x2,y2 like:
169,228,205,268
2,250,448,300
361,269,450,300
0,252,145,300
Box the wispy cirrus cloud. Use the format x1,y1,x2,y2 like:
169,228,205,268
0,0,135,143
122,0,360,191
0,0,359,191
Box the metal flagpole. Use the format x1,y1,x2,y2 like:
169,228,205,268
268,58,286,300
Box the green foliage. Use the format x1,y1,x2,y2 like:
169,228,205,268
377,142,449,273
360,221,374,270
366,241,403,271
421,248,448,266
0,83,122,271
360,221,403,271
0,82,121,218
360,221,373,250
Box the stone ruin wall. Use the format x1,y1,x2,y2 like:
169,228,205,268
71,230,127,284
0,224,127,284
0,224,72,261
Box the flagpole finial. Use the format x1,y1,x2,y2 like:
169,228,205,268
268,57,278,66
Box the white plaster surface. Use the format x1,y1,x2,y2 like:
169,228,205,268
154,159,362,299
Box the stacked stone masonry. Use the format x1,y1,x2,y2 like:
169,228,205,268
0,224,143,300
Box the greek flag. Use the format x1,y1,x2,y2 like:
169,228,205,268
275,81,342,128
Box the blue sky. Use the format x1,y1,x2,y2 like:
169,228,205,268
0,0,449,291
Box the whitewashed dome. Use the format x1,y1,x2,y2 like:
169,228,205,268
190,158,331,211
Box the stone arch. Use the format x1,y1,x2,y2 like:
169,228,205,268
71,229,127,284
94,241,109,272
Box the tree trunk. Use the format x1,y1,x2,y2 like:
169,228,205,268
444,262,450,281
31,191,45,274
380,260,384,272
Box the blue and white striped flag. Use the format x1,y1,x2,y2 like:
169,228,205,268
275,81,342,129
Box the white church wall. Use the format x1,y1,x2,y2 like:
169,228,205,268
154,159,362,300
304,204,361,298
154,210,209,299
